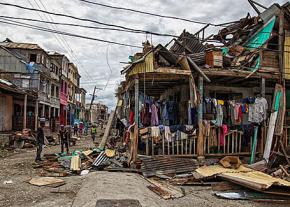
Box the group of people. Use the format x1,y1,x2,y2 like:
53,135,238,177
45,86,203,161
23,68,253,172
35,120,98,162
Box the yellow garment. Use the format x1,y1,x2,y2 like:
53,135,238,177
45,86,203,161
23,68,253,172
217,100,224,105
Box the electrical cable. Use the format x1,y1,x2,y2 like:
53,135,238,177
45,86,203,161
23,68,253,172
36,0,94,82
0,18,142,48
0,2,178,37
78,0,216,26
0,15,158,36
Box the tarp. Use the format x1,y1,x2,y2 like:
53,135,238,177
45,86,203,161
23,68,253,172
245,16,276,49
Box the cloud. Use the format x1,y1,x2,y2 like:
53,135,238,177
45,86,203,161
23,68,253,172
0,0,288,110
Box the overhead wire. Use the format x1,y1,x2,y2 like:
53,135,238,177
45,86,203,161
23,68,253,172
36,0,94,82
78,0,216,26
0,2,179,37
0,18,142,48
0,16,163,36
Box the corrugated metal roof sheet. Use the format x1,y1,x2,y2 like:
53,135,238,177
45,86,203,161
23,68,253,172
170,31,205,54
92,151,110,167
1,42,43,50
140,156,198,177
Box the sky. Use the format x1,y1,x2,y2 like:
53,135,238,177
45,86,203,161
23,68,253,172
0,0,288,109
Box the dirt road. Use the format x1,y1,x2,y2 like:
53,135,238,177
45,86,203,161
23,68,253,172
0,134,97,207
0,133,288,207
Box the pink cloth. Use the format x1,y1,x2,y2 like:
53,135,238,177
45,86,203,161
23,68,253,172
219,124,228,146
151,104,159,126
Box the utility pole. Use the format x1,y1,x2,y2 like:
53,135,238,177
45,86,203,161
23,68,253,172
89,86,103,123
89,86,97,111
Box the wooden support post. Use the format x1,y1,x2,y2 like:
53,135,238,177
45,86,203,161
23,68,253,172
197,76,205,160
99,109,116,150
134,78,139,125
34,100,39,130
23,94,27,129
188,77,194,125
279,11,285,85
261,78,265,97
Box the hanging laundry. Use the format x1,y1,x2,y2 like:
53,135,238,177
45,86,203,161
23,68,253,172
141,103,151,127
217,99,224,105
248,97,268,123
180,131,188,140
220,124,228,147
164,126,172,142
151,103,159,126
129,110,134,125
211,104,223,126
151,126,160,143
161,102,169,125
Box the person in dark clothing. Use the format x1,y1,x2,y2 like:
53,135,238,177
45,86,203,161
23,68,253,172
59,125,69,154
116,118,125,137
73,124,78,137
35,121,45,162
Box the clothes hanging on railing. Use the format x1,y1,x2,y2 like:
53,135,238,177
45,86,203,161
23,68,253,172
164,126,172,142
220,124,228,147
150,103,159,126
203,96,268,126
248,97,268,123
140,103,151,127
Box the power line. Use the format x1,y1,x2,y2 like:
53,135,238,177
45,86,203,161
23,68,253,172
0,2,178,37
79,0,216,26
0,15,162,36
0,18,142,48
26,0,93,82
36,0,94,82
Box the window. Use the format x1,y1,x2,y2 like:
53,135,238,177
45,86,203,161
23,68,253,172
46,59,50,69
41,55,45,64
29,54,37,62
51,85,54,96
36,54,41,63
56,86,59,98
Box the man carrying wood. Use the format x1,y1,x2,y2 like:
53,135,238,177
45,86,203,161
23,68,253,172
59,124,69,154
35,119,45,162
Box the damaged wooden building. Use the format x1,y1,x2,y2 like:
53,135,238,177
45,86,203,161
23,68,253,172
117,2,290,161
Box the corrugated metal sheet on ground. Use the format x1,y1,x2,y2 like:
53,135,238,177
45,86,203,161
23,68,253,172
92,151,110,167
140,156,198,177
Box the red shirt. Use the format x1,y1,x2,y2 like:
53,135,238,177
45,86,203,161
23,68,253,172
129,111,134,125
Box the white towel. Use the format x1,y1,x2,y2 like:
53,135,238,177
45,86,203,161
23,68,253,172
164,126,172,142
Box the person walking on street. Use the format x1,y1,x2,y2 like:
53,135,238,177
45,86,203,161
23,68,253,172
73,123,78,137
35,120,45,162
79,122,84,137
59,124,69,154
91,124,97,142
84,121,88,136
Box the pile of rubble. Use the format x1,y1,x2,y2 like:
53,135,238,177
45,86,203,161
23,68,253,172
34,146,130,177
9,128,36,149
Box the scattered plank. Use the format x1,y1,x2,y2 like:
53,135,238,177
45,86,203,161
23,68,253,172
146,178,184,199
29,177,65,188
212,181,243,191
70,155,81,171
